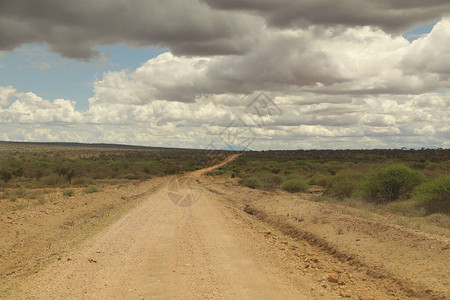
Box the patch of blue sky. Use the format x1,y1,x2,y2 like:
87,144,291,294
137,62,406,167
0,43,166,111
402,22,436,42
435,89,448,94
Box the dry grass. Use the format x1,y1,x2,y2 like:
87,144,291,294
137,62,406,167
320,196,450,237
0,177,167,297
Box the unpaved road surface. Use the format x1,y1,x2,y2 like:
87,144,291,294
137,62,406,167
13,156,319,299
9,156,449,299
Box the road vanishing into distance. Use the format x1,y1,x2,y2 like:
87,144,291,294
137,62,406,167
11,155,449,300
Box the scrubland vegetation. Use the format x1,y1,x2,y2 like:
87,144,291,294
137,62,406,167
210,149,449,229
0,142,229,208
1,142,235,296
1,142,448,230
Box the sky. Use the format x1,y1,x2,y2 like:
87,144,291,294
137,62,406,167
0,0,449,150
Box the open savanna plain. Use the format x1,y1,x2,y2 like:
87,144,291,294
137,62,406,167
1,143,449,299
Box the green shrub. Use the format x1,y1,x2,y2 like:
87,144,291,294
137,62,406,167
63,188,75,197
40,174,65,186
239,177,262,189
232,169,243,178
282,178,309,193
82,185,101,194
260,173,283,190
283,170,293,176
327,171,364,200
358,164,425,202
206,170,222,176
0,170,12,183
269,166,281,174
414,175,450,214
124,173,137,180
309,174,331,186
134,172,151,180
72,177,93,186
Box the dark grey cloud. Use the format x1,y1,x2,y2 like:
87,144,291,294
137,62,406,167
2,0,449,62
203,0,450,32
206,33,348,92
89,30,351,106
0,0,261,60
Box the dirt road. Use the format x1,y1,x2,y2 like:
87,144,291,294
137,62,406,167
10,156,449,299
13,156,322,299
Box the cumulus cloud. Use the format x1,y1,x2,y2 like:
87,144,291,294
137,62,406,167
402,19,450,76
1,85,448,149
0,0,262,60
203,0,450,33
0,91,83,123
87,19,450,106
91,30,354,104
0,85,16,106
1,3,449,149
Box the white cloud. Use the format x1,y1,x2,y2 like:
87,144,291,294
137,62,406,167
0,87,448,149
414,125,436,135
86,19,450,107
361,114,397,127
1,18,450,149
402,19,450,76
0,91,83,123
0,85,16,106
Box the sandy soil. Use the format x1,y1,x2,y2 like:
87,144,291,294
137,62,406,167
203,176,450,300
4,155,449,299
